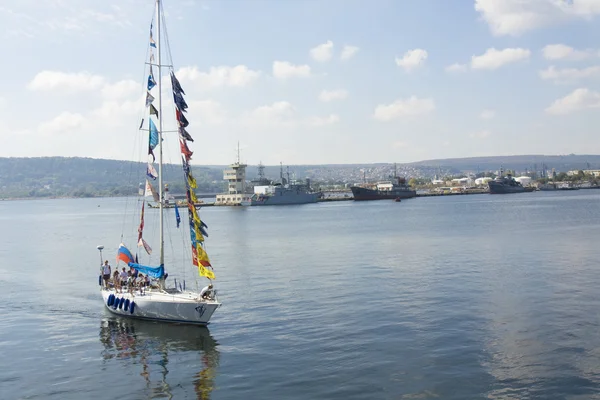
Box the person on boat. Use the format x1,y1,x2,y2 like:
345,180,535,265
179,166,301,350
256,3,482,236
102,261,111,289
119,267,128,288
144,275,150,288
200,284,214,300
129,266,138,279
126,271,135,296
112,270,121,293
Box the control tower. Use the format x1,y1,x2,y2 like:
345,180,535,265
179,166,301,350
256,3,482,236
215,143,252,206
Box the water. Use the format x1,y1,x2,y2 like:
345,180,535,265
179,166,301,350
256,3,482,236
1,191,600,399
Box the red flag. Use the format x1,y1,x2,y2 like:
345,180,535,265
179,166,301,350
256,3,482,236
138,202,145,241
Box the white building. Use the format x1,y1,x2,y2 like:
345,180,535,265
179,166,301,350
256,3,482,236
474,177,492,186
515,176,532,186
215,158,252,206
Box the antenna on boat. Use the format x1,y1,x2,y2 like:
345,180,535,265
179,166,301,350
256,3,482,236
97,245,104,266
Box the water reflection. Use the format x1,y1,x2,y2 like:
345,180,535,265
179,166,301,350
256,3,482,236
99,317,219,399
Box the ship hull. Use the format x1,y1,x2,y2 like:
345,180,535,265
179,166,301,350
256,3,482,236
351,186,416,201
488,181,525,194
251,192,320,206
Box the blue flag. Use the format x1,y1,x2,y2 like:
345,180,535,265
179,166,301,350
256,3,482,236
174,203,181,228
149,119,159,150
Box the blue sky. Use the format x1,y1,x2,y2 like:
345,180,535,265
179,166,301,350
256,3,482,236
1,0,600,165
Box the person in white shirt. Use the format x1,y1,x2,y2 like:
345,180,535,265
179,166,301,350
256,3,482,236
102,261,111,289
119,267,128,287
200,284,213,300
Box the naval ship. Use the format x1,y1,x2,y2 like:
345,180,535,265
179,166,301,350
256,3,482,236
350,166,416,201
488,171,535,194
248,165,321,206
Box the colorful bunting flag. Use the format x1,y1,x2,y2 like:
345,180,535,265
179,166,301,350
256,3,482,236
138,237,153,255
149,119,159,150
176,109,189,127
145,179,160,202
150,104,158,117
171,72,185,95
174,203,181,228
178,127,193,142
148,68,156,90
147,163,158,180
173,91,188,112
138,202,145,241
145,92,155,107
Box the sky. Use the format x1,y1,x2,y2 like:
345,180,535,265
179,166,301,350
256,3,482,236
1,0,600,165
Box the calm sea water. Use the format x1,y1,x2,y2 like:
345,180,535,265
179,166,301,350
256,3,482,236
1,191,600,399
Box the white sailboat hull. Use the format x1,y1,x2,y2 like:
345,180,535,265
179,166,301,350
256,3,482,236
101,289,220,325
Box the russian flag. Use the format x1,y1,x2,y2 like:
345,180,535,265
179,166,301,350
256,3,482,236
116,244,135,265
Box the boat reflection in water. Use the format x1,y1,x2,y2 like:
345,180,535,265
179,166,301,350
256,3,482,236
99,317,219,399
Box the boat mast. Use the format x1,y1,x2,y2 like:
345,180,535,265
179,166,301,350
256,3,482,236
156,0,165,267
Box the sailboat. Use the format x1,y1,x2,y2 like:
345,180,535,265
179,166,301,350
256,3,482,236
97,0,220,325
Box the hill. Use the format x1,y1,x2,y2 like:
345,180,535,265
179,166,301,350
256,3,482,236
1,155,599,198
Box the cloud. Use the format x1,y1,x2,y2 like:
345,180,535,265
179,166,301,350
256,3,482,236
310,40,334,62
474,0,600,36
188,100,227,125
469,130,491,139
100,79,140,99
243,101,296,127
445,63,468,73
480,109,495,119
340,45,359,61
542,44,594,61
38,111,86,135
176,65,260,88
392,141,407,149
308,114,340,126
28,70,105,92
318,89,348,102
539,65,600,83
545,88,600,115
373,96,435,121
395,49,428,71
272,61,311,79
471,47,530,70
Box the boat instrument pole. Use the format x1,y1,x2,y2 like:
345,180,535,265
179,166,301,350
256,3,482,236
156,0,165,269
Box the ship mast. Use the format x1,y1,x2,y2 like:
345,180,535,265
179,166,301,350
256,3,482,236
156,0,165,267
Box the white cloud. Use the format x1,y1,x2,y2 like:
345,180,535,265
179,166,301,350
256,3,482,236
475,0,600,37
539,65,600,83
38,111,86,135
480,109,495,119
470,130,491,139
243,101,296,127
308,114,340,126
392,141,407,149
28,70,105,92
542,44,594,61
373,96,435,121
176,65,260,88
471,47,530,70
445,63,467,72
395,49,428,71
340,45,359,61
310,40,334,62
188,100,227,125
100,79,140,99
545,88,600,115
318,89,348,102
272,61,311,79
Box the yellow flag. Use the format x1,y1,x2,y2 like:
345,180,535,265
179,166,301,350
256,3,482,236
187,174,197,189
190,190,198,204
199,265,215,279
196,243,211,264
